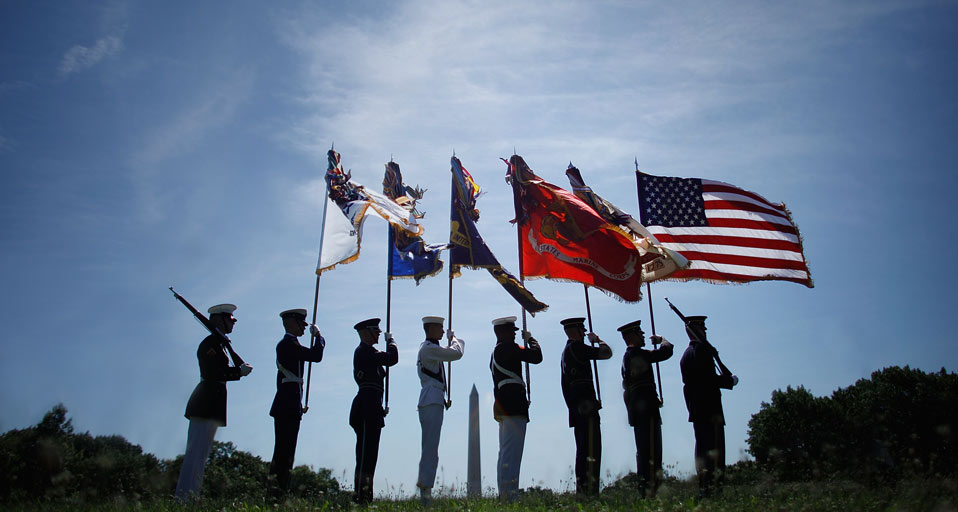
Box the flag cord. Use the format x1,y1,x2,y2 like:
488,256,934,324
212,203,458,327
647,282,664,407
583,285,602,407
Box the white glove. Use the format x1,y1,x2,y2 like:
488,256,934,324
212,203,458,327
239,363,253,377
309,324,320,337
385,332,395,343
587,332,599,344
731,375,739,387
521,330,531,342
446,329,455,341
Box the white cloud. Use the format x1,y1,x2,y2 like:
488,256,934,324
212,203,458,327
58,35,123,76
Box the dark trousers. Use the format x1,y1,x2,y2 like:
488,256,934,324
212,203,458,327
269,416,301,494
692,420,726,497
353,421,382,503
634,415,663,497
572,415,601,495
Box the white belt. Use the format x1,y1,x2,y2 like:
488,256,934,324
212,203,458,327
493,359,525,390
277,359,302,384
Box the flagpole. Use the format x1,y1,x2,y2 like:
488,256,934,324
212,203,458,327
446,177,455,409
646,282,664,406
384,229,393,417
508,154,531,404
582,285,602,408
304,172,333,414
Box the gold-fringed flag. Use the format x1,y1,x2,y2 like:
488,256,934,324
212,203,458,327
506,155,651,303
316,149,422,274
566,165,689,282
449,156,547,313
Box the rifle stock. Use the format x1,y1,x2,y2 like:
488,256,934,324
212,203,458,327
664,297,732,377
170,287,246,367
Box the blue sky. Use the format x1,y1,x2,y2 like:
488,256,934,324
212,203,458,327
2,0,956,497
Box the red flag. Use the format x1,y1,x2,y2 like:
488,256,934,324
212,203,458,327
506,155,652,302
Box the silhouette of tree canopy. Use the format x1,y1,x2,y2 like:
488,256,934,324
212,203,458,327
747,366,957,482
0,404,346,505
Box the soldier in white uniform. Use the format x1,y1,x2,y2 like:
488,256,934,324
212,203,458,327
416,316,465,504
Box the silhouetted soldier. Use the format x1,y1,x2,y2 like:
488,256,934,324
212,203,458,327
416,316,464,505
679,315,738,499
559,317,612,496
175,304,252,502
618,319,673,497
349,318,398,504
268,308,325,496
490,316,542,501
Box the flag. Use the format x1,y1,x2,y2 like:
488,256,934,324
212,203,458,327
507,155,650,303
636,171,813,287
565,165,689,282
316,149,423,274
449,156,548,313
382,161,444,283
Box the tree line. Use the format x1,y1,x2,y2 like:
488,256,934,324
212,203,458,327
747,365,957,481
0,404,348,505
1,365,954,505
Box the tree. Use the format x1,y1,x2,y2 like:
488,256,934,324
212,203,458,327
746,367,958,482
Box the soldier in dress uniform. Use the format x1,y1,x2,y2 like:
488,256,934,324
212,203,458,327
175,303,253,502
559,317,612,496
678,315,738,499
489,316,542,502
349,318,398,504
618,319,673,497
416,316,465,505
267,308,325,496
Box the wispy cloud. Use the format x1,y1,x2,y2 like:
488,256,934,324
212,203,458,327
58,36,123,77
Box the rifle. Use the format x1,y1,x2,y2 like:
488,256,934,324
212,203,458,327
169,287,247,367
664,297,732,377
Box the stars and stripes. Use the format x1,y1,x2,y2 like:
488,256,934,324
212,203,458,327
637,172,813,287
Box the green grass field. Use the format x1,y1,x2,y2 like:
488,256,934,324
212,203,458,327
5,475,955,512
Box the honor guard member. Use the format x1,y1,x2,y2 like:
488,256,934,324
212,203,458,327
489,316,542,502
175,304,252,502
268,308,325,496
349,318,398,504
559,317,612,496
679,315,738,499
618,319,673,497
416,316,465,504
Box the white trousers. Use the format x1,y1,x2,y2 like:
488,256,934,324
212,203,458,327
497,416,528,501
174,418,219,502
417,404,444,490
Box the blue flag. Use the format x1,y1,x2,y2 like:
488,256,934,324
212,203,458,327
383,161,444,283
449,156,547,313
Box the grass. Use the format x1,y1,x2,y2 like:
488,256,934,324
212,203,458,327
4,475,956,512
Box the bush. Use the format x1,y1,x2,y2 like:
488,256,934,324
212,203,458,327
0,405,347,506
747,366,958,482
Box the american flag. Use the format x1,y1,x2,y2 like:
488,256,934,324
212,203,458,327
636,171,812,287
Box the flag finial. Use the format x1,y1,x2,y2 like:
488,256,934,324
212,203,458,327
634,157,639,172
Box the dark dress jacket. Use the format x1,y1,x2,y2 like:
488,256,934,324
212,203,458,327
184,334,243,426
348,340,398,429
490,340,543,421
269,333,326,420
621,343,673,426
679,340,735,424
560,339,605,427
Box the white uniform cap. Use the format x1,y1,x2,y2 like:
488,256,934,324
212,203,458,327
422,316,445,325
208,304,237,315
491,316,518,326
280,308,308,319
